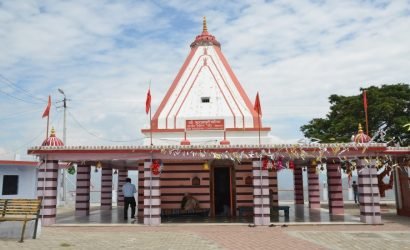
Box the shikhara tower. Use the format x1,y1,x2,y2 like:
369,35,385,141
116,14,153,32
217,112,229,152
142,17,272,145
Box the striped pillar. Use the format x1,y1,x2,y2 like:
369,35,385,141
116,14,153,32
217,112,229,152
100,168,112,210
75,164,91,216
252,160,270,226
117,168,127,206
358,165,382,224
138,163,144,218
37,160,59,226
308,161,320,209
144,160,161,225
326,159,344,214
269,169,278,207
294,164,304,205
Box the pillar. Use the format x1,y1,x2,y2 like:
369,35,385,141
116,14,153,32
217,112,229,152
37,160,59,226
143,160,161,225
269,169,278,207
358,164,381,224
252,160,270,226
75,164,91,216
308,160,320,209
117,168,127,206
294,164,304,205
100,167,112,210
138,163,145,218
326,159,344,214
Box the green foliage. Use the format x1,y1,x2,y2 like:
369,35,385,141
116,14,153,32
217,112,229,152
300,84,410,146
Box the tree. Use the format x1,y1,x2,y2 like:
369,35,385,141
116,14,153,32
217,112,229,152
300,84,410,146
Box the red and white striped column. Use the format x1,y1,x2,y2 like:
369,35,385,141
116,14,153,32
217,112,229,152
100,167,112,210
252,159,270,226
358,161,381,224
269,169,278,207
144,160,161,225
75,164,91,216
138,163,145,218
308,160,320,209
326,159,344,214
294,164,304,205
37,160,59,226
117,168,127,206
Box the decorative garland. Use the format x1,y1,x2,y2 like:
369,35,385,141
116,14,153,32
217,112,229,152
151,159,163,175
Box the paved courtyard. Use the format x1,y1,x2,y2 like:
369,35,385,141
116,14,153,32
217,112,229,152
1,203,409,250
1,216,410,250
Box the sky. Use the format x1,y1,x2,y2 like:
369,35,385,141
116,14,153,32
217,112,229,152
0,0,409,160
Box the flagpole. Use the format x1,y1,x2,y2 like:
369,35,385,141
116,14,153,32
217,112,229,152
363,90,370,136
149,81,153,146
258,113,261,145
150,106,152,146
46,112,50,139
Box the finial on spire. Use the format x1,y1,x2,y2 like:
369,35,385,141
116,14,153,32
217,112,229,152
358,123,363,133
50,127,56,137
203,16,208,33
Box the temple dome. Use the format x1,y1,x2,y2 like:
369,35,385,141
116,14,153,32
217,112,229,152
353,123,371,143
190,16,221,48
42,127,64,146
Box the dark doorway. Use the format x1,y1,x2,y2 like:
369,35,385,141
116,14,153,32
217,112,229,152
213,167,231,216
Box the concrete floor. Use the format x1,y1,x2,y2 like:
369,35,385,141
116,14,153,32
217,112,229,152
55,202,364,225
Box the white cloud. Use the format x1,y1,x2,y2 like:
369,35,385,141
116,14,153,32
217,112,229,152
0,0,409,159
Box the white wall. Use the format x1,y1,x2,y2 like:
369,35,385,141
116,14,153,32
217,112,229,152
0,166,38,199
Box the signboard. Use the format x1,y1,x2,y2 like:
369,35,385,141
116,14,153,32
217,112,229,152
186,119,225,131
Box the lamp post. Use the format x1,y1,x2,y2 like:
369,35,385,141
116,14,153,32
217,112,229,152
58,88,69,203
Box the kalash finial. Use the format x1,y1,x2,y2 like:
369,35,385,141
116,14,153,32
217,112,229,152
358,123,363,133
50,127,56,137
203,16,208,33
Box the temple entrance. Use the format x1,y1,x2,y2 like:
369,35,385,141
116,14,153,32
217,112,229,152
214,167,230,216
210,160,236,217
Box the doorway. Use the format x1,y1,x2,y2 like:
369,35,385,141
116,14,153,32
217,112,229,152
214,167,230,216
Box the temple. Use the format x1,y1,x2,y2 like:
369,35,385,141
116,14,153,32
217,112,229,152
27,18,410,226
142,17,271,146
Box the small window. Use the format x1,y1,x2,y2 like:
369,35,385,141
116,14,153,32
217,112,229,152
201,97,210,103
192,176,200,186
2,175,19,195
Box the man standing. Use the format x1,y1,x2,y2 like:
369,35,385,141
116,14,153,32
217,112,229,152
122,177,136,220
352,181,359,204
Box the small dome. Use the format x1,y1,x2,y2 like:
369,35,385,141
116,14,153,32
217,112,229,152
42,127,64,146
190,17,221,48
353,123,371,143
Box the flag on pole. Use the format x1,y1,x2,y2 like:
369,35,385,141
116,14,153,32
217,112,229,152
363,90,368,111
254,92,262,116
145,88,151,114
42,95,51,118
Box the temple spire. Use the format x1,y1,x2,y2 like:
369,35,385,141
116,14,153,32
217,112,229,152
203,16,208,33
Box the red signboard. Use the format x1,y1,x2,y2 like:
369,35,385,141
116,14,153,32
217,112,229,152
186,119,225,130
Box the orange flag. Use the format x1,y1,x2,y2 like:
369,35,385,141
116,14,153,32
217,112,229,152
254,92,262,116
145,88,151,114
42,95,51,118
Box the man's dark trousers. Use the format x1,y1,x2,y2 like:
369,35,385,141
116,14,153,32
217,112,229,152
124,197,136,219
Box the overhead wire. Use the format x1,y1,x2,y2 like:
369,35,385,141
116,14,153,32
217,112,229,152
0,73,47,103
0,108,62,157
0,88,42,105
67,110,145,142
0,108,43,121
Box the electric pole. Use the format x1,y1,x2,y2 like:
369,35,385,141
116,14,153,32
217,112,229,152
58,88,70,203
